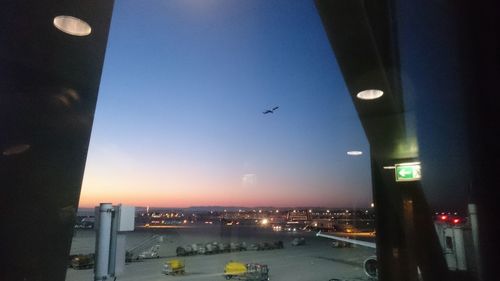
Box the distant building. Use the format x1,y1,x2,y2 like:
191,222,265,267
310,219,334,230
286,210,309,222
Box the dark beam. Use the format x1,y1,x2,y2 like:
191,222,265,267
0,1,114,280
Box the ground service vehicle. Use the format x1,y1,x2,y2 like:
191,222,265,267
176,245,195,256
247,243,259,251
162,259,185,275
219,242,230,253
224,262,269,280
70,254,94,269
331,240,353,248
126,235,163,262
196,243,206,254
291,237,305,246
273,241,284,249
138,244,160,259
230,242,247,251
257,242,271,250
205,243,215,254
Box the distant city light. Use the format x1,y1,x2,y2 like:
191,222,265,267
53,15,92,36
371,203,374,208
347,151,363,156
356,89,384,100
276,210,279,213
261,218,269,225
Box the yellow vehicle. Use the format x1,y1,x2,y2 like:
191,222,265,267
162,259,185,275
224,262,269,280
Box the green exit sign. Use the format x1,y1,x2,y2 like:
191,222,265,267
395,163,421,182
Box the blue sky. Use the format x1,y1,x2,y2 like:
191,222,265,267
80,0,371,208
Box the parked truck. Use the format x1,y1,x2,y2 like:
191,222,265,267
162,259,185,275
224,262,269,281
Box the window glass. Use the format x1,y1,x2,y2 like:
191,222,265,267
66,1,374,281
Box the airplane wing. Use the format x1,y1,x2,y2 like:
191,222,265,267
263,110,273,114
272,106,279,111
316,231,376,249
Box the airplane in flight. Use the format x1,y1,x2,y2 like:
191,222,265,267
316,231,378,279
262,106,279,114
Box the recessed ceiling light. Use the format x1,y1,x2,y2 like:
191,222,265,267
3,144,31,156
347,151,363,156
53,15,91,36
356,89,384,100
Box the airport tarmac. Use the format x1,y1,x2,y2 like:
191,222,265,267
66,227,374,281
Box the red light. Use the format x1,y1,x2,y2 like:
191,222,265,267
440,215,448,221
453,219,460,224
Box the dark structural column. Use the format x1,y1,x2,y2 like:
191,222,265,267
315,1,448,280
0,1,114,280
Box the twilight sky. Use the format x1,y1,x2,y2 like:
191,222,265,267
79,0,371,208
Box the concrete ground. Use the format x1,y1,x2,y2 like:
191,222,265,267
66,227,374,281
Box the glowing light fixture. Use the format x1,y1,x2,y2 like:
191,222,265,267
395,162,421,182
3,144,31,156
347,151,363,156
53,16,91,36
356,89,384,100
